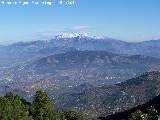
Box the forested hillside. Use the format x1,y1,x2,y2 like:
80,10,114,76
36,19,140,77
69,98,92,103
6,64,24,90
0,91,85,120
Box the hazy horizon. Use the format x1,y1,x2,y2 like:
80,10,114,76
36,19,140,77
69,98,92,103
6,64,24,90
1,32,160,45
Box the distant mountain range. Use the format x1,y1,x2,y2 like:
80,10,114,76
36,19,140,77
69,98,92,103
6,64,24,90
1,33,160,66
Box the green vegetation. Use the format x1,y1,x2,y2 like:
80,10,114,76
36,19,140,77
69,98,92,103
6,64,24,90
64,110,83,120
1,91,160,120
129,107,160,120
0,91,83,120
129,110,147,120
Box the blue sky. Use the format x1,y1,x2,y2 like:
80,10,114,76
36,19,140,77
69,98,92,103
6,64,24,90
0,0,160,43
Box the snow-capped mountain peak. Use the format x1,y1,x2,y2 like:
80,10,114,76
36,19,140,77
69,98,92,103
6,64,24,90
55,33,89,39
55,32,107,40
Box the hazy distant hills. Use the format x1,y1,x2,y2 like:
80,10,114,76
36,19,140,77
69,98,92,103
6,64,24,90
1,50,160,94
1,34,160,66
55,71,160,117
0,40,76,66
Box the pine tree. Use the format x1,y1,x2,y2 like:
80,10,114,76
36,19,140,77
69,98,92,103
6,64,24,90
129,110,147,120
0,92,32,120
64,110,83,120
148,106,159,120
0,96,13,120
32,90,55,120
